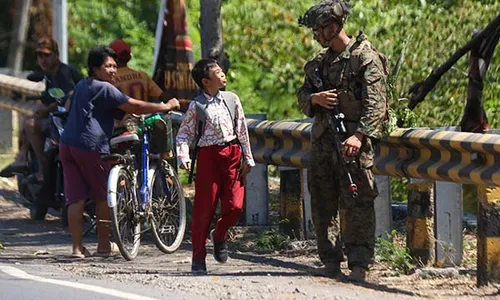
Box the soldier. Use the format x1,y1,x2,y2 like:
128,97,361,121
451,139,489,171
297,0,389,281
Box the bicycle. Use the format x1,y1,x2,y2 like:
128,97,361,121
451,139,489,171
106,111,186,261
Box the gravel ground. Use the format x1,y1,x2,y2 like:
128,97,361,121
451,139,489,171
1,177,499,299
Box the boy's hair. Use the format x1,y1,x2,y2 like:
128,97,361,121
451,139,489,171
87,46,118,77
191,58,219,89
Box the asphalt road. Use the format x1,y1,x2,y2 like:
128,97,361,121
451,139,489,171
0,263,200,300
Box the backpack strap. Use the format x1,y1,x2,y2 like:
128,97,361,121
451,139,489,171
192,94,208,147
220,91,238,136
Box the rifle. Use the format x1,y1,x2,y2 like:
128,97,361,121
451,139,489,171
314,68,359,199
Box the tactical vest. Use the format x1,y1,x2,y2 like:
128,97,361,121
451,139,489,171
317,33,389,135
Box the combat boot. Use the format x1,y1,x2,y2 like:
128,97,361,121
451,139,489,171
348,266,367,282
310,262,342,278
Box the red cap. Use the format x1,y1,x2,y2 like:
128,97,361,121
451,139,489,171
109,39,131,62
36,36,59,54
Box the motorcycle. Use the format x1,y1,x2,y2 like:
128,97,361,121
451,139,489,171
15,86,69,222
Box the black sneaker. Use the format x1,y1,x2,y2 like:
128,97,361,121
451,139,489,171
191,260,207,275
210,229,228,263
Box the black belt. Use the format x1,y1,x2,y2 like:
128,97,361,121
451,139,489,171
215,139,238,147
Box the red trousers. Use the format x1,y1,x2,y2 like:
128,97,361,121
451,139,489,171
191,143,244,261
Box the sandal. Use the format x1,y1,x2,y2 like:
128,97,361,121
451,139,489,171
93,242,119,258
70,247,91,259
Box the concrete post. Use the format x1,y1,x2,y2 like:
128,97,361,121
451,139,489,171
244,163,268,226
374,175,392,238
244,114,268,226
435,181,463,266
301,169,314,239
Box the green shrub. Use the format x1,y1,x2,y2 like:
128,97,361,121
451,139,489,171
254,229,289,251
375,230,415,275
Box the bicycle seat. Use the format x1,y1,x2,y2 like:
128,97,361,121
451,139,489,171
110,132,140,148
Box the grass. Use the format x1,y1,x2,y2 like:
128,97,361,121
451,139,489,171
375,230,415,276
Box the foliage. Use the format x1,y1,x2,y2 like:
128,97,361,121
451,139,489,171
60,0,499,129
254,229,289,251
67,0,160,75
217,0,499,127
221,0,318,120
375,230,415,275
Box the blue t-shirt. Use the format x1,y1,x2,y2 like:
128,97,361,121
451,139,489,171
61,78,129,153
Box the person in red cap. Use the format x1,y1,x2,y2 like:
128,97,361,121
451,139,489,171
0,36,83,183
109,39,176,158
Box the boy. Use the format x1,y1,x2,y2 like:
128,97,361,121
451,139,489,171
176,59,254,275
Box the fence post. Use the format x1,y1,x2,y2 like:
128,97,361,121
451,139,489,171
244,114,268,226
374,175,392,238
407,178,434,266
435,181,463,266
279,167,304,239
477,186,500,286
301,169,314,239
244,163,268,226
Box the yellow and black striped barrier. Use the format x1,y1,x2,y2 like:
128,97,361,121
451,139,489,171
247,119,312,168
246,122,500,187
373,128,500,186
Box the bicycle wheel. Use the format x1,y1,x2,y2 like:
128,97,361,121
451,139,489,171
108,166,141,260
149,161,186,253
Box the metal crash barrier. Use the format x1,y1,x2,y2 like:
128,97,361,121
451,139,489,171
0,73,44,115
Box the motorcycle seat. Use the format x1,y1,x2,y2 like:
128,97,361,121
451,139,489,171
110,133,140,148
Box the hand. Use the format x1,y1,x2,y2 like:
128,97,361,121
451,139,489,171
180,161,191,171
342,132,363,157
311,89,338,109
164,98,180,112
238,163,252,181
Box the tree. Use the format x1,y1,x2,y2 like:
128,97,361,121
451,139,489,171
199,0,229,72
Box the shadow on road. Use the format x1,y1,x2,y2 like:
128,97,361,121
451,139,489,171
230,251,416,297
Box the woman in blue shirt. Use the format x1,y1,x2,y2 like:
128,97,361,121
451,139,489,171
61,46,179,258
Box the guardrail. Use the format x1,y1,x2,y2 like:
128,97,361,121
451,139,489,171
1,73,499,285
0,74,43,115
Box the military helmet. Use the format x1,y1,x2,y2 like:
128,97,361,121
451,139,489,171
298,0,351,28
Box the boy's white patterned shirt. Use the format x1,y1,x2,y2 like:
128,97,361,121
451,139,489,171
176,91,255,167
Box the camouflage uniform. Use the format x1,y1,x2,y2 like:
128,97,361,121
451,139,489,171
298,31,388,270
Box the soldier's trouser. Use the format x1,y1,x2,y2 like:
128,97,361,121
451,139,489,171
308,131,378,270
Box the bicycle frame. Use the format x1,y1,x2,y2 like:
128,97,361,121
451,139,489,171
136,114,172,212
139,118,150,211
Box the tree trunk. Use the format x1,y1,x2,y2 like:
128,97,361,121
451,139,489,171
7,0,32,73
199,0,230,73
